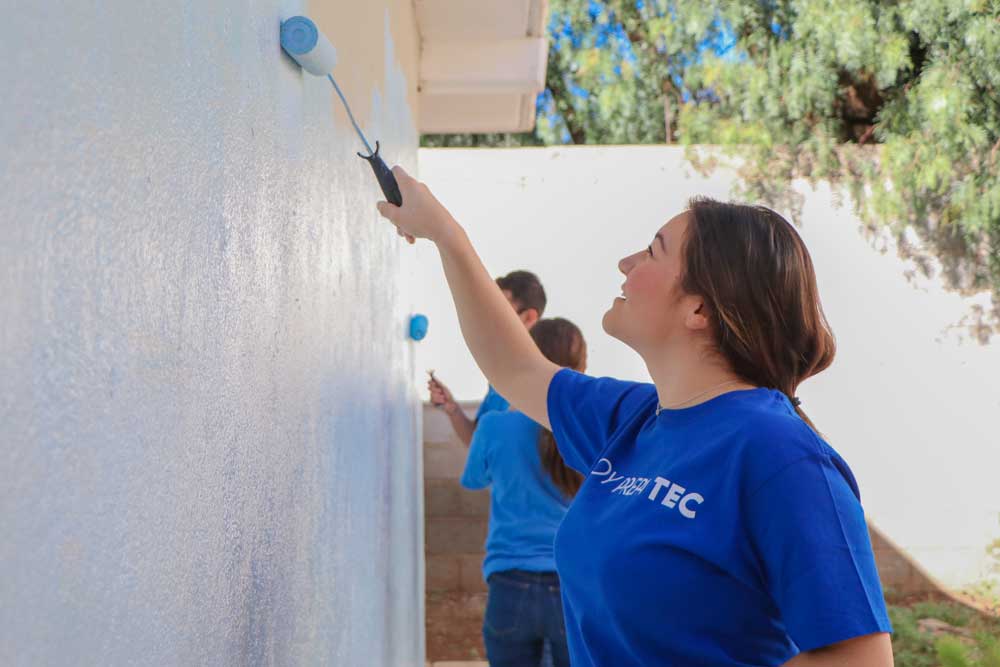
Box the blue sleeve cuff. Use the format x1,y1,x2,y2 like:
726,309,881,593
459,471,488,490
546,368,589,473
460,415,493,489
748,454,893,652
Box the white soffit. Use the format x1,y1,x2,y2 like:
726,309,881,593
416,0,549,134
419,94,537,135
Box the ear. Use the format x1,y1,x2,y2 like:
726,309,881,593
684,299,711,332
520,308,540,329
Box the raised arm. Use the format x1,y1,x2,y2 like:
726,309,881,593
377,167,558,429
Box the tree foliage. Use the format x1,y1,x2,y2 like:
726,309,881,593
422,0,1000,339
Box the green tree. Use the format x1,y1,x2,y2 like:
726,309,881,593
423,0,1000,339
675,0,1000,341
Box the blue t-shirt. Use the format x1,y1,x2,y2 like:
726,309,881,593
475,385,510,421
547,369,891,667
461,410,571,580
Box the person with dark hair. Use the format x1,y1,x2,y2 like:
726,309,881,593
428,270,547,444
379,168,894,667
460,318,586,667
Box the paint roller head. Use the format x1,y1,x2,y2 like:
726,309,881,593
280,16,338,76
279,16,403,208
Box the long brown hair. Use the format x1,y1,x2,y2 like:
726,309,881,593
682,197,836,431
530,318,586,499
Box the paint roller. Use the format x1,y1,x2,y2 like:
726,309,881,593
280,16,402,207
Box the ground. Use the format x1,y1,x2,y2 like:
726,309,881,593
426,591,488,662
889,596,1000,667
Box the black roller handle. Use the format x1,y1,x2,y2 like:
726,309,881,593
358,141,402,207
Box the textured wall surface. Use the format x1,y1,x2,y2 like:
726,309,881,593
1,2,423,665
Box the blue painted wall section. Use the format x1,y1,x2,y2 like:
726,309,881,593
0,1,423,665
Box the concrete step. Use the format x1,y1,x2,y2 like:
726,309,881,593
424,441,473,480
426,553,487,593
423,401,479,444
425,479,490,519
869,525,946,599
426,517,489,555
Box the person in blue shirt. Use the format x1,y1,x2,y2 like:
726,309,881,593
379,169,894,666
461,318,587,667
428,270,547,442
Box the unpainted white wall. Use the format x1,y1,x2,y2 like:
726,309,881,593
416,145,1000,590
1,1,424,664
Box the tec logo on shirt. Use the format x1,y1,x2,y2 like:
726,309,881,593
590,458,705,519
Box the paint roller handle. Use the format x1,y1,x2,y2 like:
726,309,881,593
371,154,403,207
358,142,402,207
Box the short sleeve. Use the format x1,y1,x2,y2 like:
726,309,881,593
546,369,656,474
460,413,494,490
746,452,892,652
475,385,509,421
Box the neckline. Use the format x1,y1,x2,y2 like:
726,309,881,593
654,387,770,422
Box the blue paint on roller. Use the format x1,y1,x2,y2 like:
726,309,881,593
280,15,338,75
280,16,318,55
279,15,402,206
409,315,429,341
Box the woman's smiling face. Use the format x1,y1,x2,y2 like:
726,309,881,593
602,211,706,353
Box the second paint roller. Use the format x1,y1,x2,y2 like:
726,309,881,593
280,15,402,207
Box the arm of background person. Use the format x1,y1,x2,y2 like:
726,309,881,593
378,167,558,429
448,409,476,446
428,374,476,446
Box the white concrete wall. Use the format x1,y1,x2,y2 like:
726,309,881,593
415,145,1000,590
1,2,424,665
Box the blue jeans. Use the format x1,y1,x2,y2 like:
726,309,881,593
483,570,570,667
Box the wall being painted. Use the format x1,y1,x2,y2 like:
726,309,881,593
1,2,423,665
416,146,1000,591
